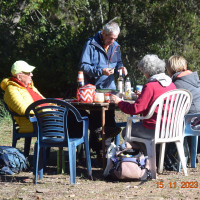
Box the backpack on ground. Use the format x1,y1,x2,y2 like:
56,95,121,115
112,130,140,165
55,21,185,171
0,146,29,175
104,142,152,181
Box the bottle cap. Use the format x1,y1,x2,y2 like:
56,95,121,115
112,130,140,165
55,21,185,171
77,71,84,82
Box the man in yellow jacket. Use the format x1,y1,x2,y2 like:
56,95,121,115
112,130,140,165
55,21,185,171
1,60,45,133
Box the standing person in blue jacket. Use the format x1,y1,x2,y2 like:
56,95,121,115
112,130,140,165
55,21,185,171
79,21,128,161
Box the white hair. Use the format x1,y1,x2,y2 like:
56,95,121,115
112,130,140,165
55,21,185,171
138,54,166,76
103,22,120,36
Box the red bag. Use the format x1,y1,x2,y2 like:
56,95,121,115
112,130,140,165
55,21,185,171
77,84,96,103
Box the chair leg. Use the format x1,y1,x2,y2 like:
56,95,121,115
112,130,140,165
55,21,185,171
178,137,190,172
12,136,17,148
33,143,39,184
146,141,156,179
191,136,198,168
43,147,47,173
158,143,166,174
38,147,44,180
24,137,32,157
77,144,85,162
175,141,188,176
68,143,76,184
84,142,92,179
115,133,120,146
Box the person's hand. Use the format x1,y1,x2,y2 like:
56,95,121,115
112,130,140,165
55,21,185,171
135,90,141,97
119,66,128,76
103,68,114,76
110,94,122,104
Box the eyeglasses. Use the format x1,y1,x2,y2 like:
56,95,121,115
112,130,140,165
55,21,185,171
21,72,32,76
105,33,118,41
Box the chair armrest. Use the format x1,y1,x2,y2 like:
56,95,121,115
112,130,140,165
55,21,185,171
81,116,89,121
124,113,152,141
28,115,37,123
184,113,200,126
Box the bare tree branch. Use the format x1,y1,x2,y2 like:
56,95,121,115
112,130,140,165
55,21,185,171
98,0,104,25
12,0,26,24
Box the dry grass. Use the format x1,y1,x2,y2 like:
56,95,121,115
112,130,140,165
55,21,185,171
0,111,200,200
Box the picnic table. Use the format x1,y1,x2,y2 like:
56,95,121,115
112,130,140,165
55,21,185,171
67,100,135,169
69,101,117,169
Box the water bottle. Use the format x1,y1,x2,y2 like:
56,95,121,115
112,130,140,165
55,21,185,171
117,69,124,98
125,77,132,100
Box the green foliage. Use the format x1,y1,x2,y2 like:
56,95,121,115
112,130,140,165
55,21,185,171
113,0,200,85
0,100,11,124
0,0,200,97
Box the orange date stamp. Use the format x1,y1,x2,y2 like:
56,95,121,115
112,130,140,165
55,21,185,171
156,181,199,188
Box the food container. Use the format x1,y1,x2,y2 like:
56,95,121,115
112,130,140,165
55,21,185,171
96,89,119,94
104,93,111,103
77,84,96,103
94,92,104,103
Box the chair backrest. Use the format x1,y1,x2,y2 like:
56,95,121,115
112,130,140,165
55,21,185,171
3,101,21,133
148,89,192,144
184,113,200,136
25,98,84,141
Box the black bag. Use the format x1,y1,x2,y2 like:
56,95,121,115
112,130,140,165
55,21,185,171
0,146,29,175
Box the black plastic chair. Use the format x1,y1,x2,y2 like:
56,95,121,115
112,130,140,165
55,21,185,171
3,101,37,157
25,98,92,184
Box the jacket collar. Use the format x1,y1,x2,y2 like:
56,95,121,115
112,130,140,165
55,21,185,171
10,77,33,89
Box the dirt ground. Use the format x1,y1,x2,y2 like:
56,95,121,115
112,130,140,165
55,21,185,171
1,111,200,200
1,155,200,200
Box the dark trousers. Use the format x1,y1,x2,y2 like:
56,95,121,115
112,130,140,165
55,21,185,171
67,109,117,156
89,110,116,154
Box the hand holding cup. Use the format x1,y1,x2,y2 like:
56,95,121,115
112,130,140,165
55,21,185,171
110,94,122,104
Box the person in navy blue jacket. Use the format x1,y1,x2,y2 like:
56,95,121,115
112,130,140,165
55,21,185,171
79,21,127,160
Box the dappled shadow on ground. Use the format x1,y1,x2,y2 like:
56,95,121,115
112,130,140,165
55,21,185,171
1,151,200,200
0,149,106,183
0,175,31,183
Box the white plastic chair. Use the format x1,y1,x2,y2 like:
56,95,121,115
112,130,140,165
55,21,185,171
124,89,192,179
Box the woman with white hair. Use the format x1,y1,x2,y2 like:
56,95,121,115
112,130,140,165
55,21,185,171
111,54,176,139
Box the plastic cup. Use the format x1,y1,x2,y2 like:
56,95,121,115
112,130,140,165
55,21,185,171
136,85,143,92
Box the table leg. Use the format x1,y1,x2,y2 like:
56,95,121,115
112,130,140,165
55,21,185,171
101,107,106,169
57,147,63,174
